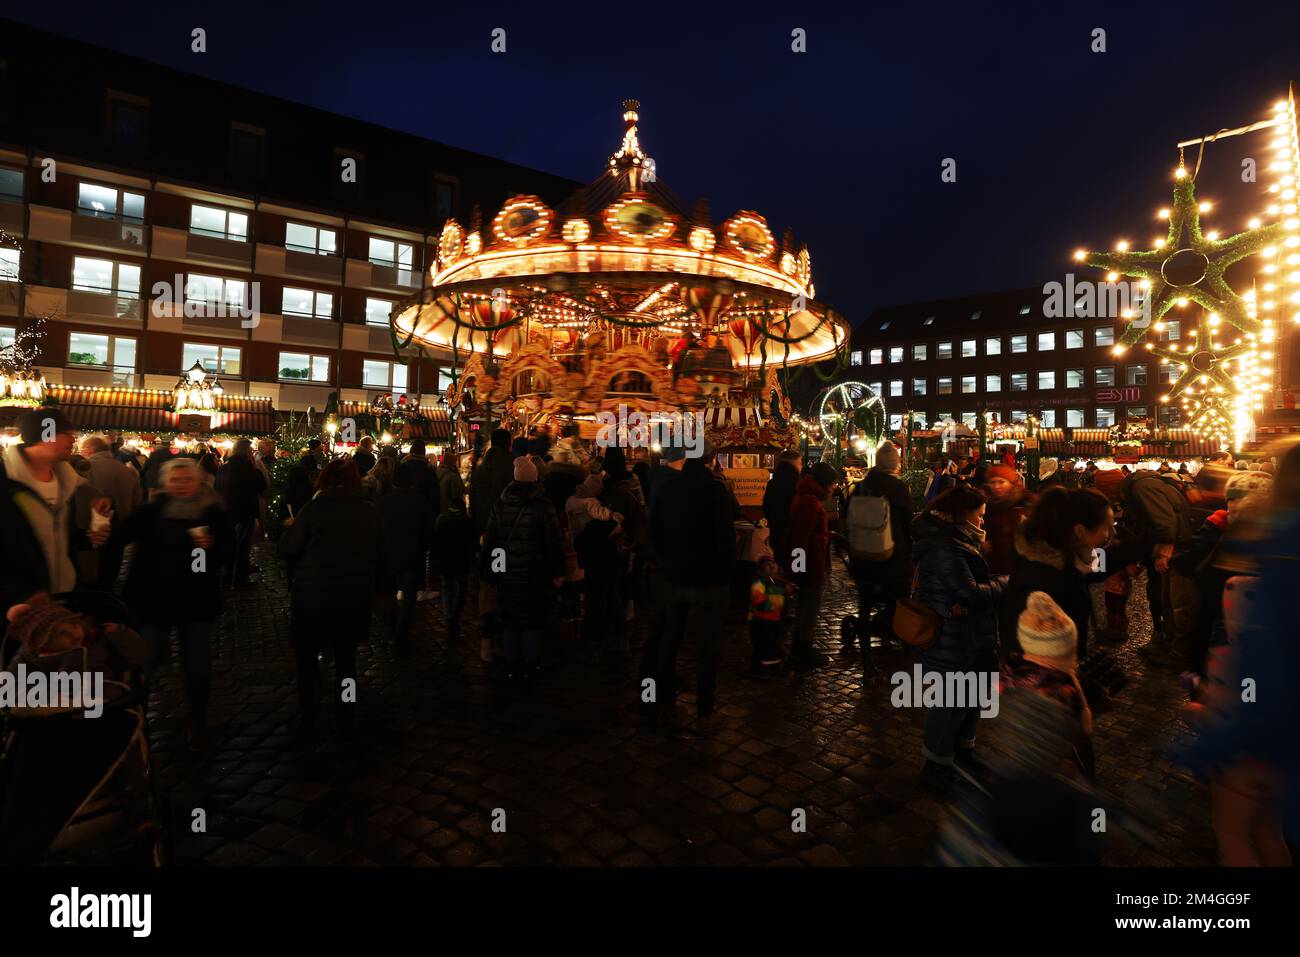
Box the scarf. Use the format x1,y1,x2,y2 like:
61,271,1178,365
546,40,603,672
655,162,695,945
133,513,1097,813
1023,651,1093,735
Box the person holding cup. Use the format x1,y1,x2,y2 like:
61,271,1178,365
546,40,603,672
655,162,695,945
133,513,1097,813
119,456,231,751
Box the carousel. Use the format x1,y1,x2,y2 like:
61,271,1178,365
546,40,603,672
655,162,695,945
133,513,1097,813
390,100,849,462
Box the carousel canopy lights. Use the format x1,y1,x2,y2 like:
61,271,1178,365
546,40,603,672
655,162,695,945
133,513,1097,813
395,100,847,369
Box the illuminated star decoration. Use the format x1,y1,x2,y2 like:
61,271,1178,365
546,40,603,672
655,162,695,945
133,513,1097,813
1082,174,1281,350
1145,310,1251,402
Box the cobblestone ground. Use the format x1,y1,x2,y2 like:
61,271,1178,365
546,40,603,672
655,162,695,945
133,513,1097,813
137,547,1215,866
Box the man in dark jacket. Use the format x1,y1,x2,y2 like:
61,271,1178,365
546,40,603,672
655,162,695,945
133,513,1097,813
215,439,267,588
845,442,914,670
469,428,514,536
380,462,435,654
650,444,735,731
784,461,839,670
352,436,377,478
401,440,441,598
1121,467,1192,667
762,450,802,560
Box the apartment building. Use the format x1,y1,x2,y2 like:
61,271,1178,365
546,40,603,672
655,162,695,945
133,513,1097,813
845,287,1176,433
0,19,580,412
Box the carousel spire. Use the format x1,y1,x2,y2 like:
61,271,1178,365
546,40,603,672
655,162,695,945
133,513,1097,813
609,98,648,190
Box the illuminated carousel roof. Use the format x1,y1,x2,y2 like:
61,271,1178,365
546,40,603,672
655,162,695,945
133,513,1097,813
392,100,848,366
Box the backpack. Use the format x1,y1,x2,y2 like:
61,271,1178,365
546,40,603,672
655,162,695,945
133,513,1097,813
846,490,894,560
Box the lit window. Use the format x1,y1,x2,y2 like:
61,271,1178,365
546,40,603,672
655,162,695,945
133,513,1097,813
937,376,953,395
1066,409,1085,428
72,257,141,297
364,359,409,393
1127,406,1148,419
923,316,934,326
1126,365,1148,386
283,287,334,319
1018,305,1032,315
1096,407,1116,427
869,348,883,365
285,222,337,255
1095,326,1115,346
985,373,1002,392
889,413,903,430
1011,334,1028,353
1065,329,1084,349
1163,320,1181,341
869,382,883,397
937,341,953,359
0,247,18,282
185,274,248,310
0,168,22,202
889,346,903,363
190,204,248,241
912,377,927,395
1010,409,1028,424
68,332,135,383
1040,409,1057,427
278,352,331,382
912,344,927,361
368,238,414,268
961,339,976,357
961,375,977,394
1038,332,1055,351
182,342,241,375
1159,364,1179,384
365,298,393,327
1065,368,1084,389
1011,372,1028,392
1038,370,1056,390
889,379,903,397
985,337,1001,355
961,412,977,428
1095,367,1115,386
850,350,863,366
77,183,144,222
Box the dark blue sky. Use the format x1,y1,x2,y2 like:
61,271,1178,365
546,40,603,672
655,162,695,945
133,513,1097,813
10,1,1300,324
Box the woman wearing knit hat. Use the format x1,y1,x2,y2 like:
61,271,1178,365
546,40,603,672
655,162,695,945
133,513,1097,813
1000,591,1095,780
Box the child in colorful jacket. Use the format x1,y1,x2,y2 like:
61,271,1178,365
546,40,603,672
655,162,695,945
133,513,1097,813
749,557,795,678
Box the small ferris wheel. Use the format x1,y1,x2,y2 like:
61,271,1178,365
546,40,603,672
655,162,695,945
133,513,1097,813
815,381,886,457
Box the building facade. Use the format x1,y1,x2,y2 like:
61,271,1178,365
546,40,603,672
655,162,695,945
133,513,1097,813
0,19,580,412
846,287,1180,434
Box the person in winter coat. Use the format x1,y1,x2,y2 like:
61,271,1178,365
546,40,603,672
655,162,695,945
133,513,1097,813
480,455,565,682
434,495,478,643
762,451,802,565
650,445,735,730
0,409,111,625
1000,487,1144,658
600,445,648,644
379,462,435,655
784,461,839,669
120,456,232,750
1121,466,1193,667
567,472,625,659
1169,470,1273,675
214,439,267,587
910,484,1007,789
434,452,466,518
469,428,514,536
79,434,142,590
981,463,1035,576
845,441,914,665
279,459,385,739
352,435,377,478
1001,591,1096,781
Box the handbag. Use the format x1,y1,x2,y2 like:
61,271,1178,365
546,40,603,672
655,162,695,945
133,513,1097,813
892,566,942,650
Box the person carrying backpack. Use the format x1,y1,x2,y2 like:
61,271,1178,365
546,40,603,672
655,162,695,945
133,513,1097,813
844,441,914,676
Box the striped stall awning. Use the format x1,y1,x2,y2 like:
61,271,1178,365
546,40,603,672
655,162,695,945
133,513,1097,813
1165,429,1222,458
703,406,763,430
336,401,452,442
32,385,276,435
1039,428,1067,454
1070,428,1111,455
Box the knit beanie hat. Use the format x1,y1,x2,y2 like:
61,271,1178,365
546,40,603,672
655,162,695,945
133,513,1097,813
874,441,901,471
986,463,1020,485
1224,470,1272,504
5,599,85,654
513,455,539,483
1017,592,1077,658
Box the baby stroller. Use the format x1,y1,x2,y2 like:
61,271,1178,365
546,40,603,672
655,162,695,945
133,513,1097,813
0,591,172,866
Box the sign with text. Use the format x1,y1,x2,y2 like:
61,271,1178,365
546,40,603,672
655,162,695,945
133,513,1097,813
725,467,769,507
1096,387,1143,403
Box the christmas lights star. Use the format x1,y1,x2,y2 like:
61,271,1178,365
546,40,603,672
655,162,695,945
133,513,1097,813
1144,311,1251,400
1083,176,1282,349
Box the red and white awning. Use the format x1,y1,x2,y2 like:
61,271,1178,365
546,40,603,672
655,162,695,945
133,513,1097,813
703,406,764,430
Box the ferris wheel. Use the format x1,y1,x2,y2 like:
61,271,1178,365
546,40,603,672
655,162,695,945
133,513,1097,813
815,381,886,453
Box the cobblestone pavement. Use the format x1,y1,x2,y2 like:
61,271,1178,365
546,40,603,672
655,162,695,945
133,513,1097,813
138,547,1215,866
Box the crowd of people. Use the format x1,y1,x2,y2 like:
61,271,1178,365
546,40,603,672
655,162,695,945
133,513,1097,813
2,403,1298,866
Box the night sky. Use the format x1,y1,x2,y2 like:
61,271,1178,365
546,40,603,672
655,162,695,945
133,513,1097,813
9,1,1300,326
